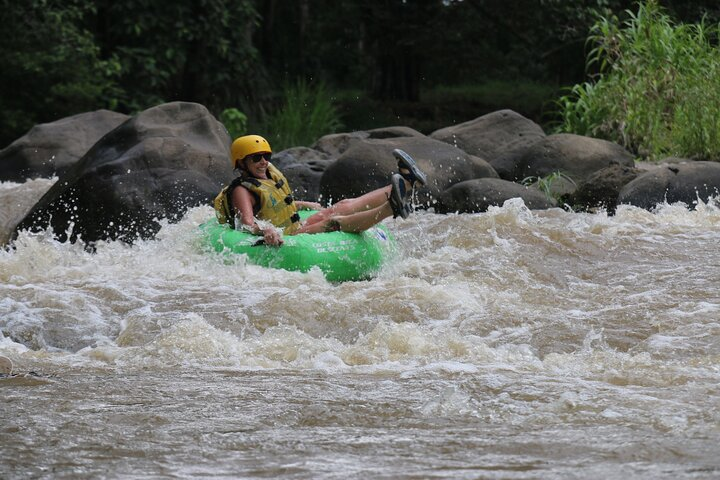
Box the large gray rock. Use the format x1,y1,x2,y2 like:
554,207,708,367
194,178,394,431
0,110,129,182
312,126,424,157
271,147,334,202
564,163,640,213
437,178,556,213
512,133,635,184
319,136,498,207
366,126,425,139
618,161,720,210
13,102,232,243
312,131,369,157
430,109,546,179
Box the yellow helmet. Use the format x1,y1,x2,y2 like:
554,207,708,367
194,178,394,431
230,135,272,167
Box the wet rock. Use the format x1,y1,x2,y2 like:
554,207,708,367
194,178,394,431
564,163,640,213
271,147,334,202
14,102,231,243
0,110,129,182
319,136,498,207
430,109,546,180
436,178,556,213
513,133,635,184
618,161,720,210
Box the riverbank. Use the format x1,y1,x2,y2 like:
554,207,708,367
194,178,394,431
334,80,559,134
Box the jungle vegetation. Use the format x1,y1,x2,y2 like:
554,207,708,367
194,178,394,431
1,0,718,156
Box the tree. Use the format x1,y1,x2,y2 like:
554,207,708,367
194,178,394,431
254,0,445,101
92,0,262,114
0,0,120,147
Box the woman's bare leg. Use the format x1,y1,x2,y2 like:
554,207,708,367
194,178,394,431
303,185,392,226
296,203,394,234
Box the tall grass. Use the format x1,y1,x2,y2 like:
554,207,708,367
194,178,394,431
262,80,342,151
555,0,720,161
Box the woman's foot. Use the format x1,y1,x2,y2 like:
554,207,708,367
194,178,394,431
388,174,410,219
393,149,427,187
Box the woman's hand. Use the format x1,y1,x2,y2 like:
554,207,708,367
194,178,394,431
262,228,284,246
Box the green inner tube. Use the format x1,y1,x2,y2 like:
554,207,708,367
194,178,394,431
199,210,396,282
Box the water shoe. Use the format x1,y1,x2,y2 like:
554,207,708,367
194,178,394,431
393,149,427,187
389,173,410,219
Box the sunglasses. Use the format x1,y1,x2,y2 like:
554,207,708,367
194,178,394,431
247,152,271,164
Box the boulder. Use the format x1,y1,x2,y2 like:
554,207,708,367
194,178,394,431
563,163,640,213
319,136,498,207
0,110,129,182
436,178,556,213
618,161,720,210
430,109,546,179
271,147,334,202
13,102,232,244
312,126,424,157
366,126,425,139
512,133,635,184
312,131,369,157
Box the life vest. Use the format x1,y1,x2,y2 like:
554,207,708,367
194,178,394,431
213,163,301,234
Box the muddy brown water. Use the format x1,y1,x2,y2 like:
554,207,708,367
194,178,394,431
2,179,719,479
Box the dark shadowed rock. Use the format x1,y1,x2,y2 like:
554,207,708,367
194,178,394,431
319,136,498,207
0,110,130,182
512,134,634,184
13,102,231,243
618,161,720,210
564,163,640,213
430,109,546,179
271,147,334,202
437,178,556,213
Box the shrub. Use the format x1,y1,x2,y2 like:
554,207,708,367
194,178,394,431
0,0,121,147
555,0,720,161
219,108,248,140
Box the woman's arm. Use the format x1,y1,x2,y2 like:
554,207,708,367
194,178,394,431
231,186,283,245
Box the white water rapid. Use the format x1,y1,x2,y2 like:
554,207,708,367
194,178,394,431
1,178,719,479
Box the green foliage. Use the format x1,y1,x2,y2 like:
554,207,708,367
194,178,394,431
220,108,248,140
96,0,261,113
0,0,121,146
555,0,720,161
522,171,576,202
0,0,262,147
261,81,343,151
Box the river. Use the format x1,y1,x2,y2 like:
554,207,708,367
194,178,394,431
1,178,719,479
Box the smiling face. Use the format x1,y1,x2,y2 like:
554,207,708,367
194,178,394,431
242,152,270,179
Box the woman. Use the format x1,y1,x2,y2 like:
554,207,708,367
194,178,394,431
214,135,426,246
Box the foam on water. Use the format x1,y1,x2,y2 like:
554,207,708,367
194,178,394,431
0,177,57,245
4,182,720,478
1,188,719,387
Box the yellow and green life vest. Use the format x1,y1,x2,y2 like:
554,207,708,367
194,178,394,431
213,163,301,234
